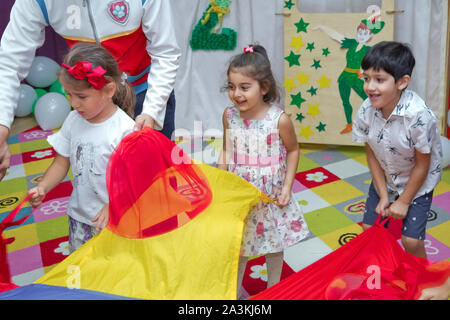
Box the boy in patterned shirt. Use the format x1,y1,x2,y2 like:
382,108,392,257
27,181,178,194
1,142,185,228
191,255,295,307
353,41,442,259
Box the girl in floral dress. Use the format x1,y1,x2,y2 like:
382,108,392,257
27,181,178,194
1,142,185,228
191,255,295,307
218,44,310,298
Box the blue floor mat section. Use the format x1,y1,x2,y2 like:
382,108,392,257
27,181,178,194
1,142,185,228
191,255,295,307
0,284,137,300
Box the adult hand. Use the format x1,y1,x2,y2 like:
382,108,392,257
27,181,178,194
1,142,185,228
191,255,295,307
0,125,11,181
134,113,156,131
418,286,450,300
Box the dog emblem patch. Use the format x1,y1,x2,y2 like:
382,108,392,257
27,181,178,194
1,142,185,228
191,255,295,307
107,1,130,25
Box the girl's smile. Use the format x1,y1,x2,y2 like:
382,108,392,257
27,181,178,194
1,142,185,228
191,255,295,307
362,67,409,119
227,69,269,119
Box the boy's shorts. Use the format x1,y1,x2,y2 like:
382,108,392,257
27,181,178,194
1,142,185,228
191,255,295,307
363,182,433,240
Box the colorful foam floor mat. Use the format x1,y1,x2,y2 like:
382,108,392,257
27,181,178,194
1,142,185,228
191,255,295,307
1,125,449,298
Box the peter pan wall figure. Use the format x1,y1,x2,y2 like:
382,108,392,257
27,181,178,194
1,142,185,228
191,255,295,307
314,15,385,134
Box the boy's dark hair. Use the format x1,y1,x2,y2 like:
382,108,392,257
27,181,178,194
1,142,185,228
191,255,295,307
361,41,415,81
226,44,280,103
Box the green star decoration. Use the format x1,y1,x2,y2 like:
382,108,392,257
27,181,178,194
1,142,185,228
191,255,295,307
294,18,309,33
306,42,315,52
311,59,322,70
290,91,306,108
316,122,326,132
307,86,318,96
296,113,305,122
284,51,301,67
322,48,330,56
284,0,295,9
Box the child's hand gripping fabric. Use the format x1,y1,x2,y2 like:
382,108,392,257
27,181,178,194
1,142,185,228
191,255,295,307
276,185,292,208
92,204,109,231
386,199,409,220
28,186,46,208
376,196,390,217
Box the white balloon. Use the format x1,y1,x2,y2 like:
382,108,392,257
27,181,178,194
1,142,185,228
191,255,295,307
26,56,60,88
440,135,450,168
16,84,37,117
34,92,71,130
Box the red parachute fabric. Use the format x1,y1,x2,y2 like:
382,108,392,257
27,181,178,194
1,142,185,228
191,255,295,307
251,217,450,300
0,194,33,293
106,127,212,238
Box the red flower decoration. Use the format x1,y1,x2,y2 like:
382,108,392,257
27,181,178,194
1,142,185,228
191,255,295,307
290,220,302,232
62,62,108,90
266,132,278,145
256,222,264,235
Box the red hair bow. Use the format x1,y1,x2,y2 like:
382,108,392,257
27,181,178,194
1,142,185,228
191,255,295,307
244,46,254,53
62,62,108,90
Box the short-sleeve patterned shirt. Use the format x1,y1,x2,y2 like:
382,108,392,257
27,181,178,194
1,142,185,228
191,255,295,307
353,90,442,201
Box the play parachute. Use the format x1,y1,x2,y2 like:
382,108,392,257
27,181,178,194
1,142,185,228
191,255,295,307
250,217,450,300
0,194,32,293
22,128,267,299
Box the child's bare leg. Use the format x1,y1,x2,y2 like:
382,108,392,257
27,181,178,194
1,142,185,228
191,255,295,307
362,223,372,231
266,251,284,288
237,256,248,298
401,235,427,259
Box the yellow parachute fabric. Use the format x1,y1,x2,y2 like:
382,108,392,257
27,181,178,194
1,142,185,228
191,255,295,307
35,163,265,300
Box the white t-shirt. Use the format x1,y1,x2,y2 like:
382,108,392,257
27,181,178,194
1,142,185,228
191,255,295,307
353,90,442,202
47,108,135,226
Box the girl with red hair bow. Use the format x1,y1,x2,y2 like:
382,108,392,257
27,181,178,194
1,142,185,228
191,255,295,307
28,43,136,253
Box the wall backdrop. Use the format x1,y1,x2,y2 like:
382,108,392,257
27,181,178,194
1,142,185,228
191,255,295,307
1,0,448,141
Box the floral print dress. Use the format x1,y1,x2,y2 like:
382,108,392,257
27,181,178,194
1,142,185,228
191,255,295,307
226,105,310,256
